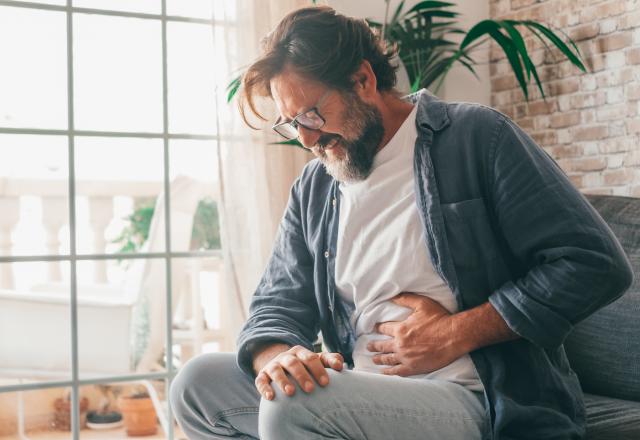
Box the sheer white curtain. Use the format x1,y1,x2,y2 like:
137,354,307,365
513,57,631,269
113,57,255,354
215,0,313,339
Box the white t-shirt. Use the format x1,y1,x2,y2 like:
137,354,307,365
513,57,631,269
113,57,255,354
335,105,483,391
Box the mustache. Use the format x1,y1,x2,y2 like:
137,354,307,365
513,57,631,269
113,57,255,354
316,134,341,150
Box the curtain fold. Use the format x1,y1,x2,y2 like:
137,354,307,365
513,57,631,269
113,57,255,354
215,0,313,345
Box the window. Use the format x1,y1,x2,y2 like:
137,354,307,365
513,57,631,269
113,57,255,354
0,1,235,438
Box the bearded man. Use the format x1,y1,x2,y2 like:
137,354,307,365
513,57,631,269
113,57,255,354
170,6,632,440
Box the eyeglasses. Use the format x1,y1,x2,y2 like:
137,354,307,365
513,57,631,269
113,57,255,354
272,89,332,143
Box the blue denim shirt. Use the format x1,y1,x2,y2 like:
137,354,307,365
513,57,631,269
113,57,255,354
237,89,633,439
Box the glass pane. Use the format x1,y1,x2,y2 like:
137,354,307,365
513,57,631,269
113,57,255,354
77,257,166,379
213,23,242,135
0,387,73,439
167,22,217,135
74,137,164,255
171,256,234,371
0,261,71,384
167,0,212,19
73,14,163,133
73,0,160,14
0,6,67,129
2,0,65,4
0,135,69,257
169,139,219,252
77,379,174,439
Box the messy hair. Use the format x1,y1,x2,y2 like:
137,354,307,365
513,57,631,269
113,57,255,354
238,5,398,126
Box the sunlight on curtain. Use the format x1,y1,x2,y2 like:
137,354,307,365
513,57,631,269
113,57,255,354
216,0,314,338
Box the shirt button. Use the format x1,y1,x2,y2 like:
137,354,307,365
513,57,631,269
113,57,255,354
332,198,336,207
324,251,330,258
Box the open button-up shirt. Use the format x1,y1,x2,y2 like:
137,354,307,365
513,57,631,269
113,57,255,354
237,89,633,439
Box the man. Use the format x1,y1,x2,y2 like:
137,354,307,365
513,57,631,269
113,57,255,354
170,6,632,440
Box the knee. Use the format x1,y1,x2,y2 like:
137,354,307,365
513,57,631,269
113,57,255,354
258,371,344,439
169,352,235,421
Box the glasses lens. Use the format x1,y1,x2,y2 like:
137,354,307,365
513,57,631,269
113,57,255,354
297,110,324,130
273,123,298,140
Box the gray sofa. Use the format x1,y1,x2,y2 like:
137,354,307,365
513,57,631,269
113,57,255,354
564,194,640,440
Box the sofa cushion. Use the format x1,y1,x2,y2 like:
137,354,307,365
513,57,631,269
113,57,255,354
564,195,640,402
584,393,640,440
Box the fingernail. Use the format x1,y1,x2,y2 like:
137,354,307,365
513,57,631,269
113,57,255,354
285,384,294,395
319,376,328,386
304,381,314,392
265,391,273,400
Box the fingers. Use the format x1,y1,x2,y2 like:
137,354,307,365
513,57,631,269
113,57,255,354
366,339,393,353
372,352,401,366
375,321,401,336
296,350,329,387
278,352,316,393
390,292,421,309
382,364,411,377
254,345,345,400
319,352,344,371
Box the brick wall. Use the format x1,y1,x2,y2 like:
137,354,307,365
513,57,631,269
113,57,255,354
489,0,640,195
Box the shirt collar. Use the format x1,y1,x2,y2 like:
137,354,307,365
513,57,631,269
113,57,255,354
404,88,450,132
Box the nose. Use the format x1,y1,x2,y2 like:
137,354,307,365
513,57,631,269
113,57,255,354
297,126,321,150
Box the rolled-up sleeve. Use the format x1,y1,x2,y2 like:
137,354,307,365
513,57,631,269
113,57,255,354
487,117,633,349
236,176,320,377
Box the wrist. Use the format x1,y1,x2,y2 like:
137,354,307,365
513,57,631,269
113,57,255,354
251,342,290,375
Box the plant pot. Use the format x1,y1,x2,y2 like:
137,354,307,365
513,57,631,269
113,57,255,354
52,397,89,431
117,396,158,437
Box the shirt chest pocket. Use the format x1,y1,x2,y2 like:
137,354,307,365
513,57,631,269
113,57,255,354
440,198,500,269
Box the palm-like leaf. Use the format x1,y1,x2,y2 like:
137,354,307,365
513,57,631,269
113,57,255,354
224,0,589,148
380,1,586,100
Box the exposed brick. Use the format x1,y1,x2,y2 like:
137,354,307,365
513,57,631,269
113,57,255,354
551,144,584,158
624,149,640,166
581,1,626,22
569,23,600,41
627,47,640,65
531,130,558,146
526,100,557,115
605,51,626,69
607,153,625,168
511,0,537,9
568,174,583,187
619,9,640,30
570,92,606,109
596,103,629,121
550,111,581,128
582,172,604,188
492,75,517,92
595,31,632,52
604,168,633,185
599,136,635,153
572,125,609,141
584,187,614,195
627,83,640,101
598,18,618,34
491,0,639,195
571,157,608,172
627,118,640,134
546,78,580,96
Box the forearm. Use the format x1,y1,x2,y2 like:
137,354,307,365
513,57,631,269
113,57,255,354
452,301,520,354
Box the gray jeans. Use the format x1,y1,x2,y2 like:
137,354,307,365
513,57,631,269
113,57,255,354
170,353,488,440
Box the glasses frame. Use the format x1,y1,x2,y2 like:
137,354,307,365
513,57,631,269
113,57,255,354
272,89,332,145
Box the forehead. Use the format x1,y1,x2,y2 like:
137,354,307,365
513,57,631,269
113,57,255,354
270,68,326,119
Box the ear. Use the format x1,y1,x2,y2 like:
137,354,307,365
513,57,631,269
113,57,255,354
352,60,378,101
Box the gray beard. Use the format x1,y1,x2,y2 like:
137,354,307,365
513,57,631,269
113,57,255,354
318,96,384,183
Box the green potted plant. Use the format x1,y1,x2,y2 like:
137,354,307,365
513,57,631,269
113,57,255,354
113,198,221,257
226,0,586,150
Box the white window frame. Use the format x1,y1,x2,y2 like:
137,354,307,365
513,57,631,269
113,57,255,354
0,1,233,438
